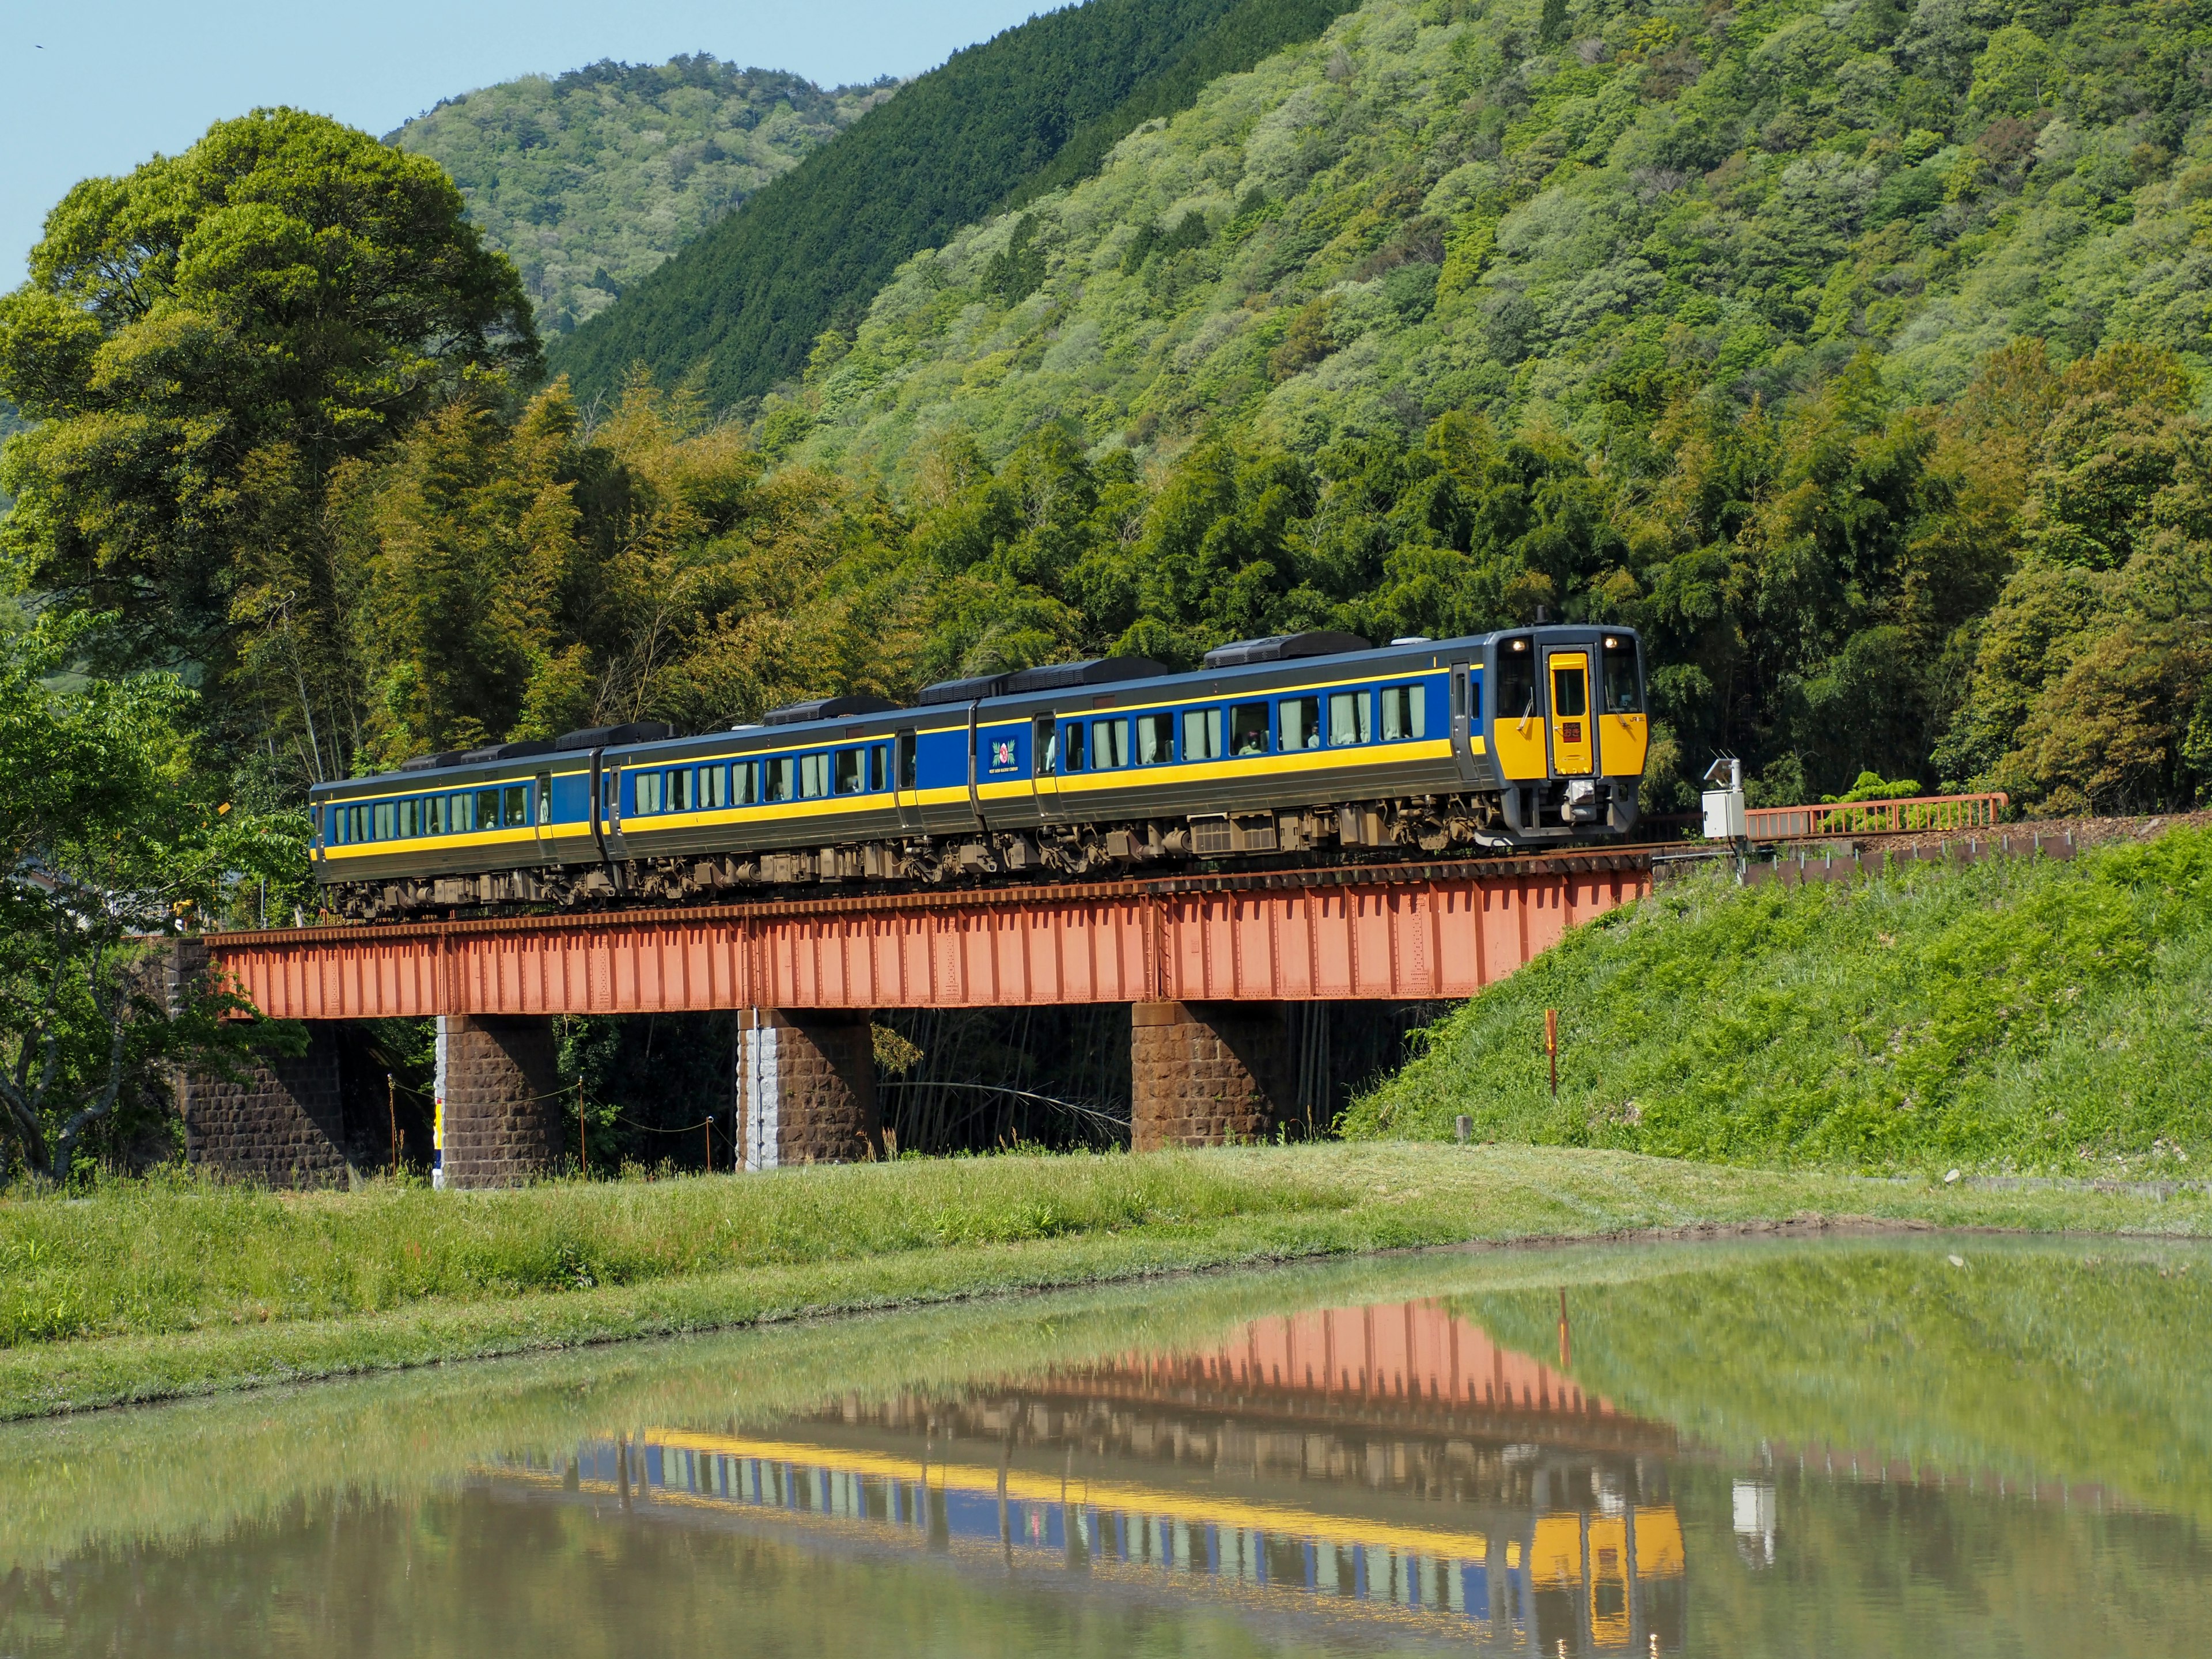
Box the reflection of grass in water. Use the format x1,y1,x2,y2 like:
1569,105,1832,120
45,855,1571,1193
1459,1236,2212,1523
0,1238,1791,1567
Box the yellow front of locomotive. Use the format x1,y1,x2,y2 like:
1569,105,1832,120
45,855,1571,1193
1484,626,1648,839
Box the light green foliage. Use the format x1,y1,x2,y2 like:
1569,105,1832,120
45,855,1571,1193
389,58,889,335
1347,826,2212,1171
789,0,2212,472
0,616,306,1181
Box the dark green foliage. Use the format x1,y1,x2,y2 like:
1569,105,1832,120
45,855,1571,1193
550,0,1359,408
983,215,1050,305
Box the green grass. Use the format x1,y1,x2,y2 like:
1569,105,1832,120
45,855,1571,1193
5,1143,2211,1420
1347,827,2212,1173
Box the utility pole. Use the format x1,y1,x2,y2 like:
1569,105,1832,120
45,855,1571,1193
1546,1008,1559,1098
387,1074,397,1177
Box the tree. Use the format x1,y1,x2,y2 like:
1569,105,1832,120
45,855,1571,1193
0,109,537,782
0,615,306,1181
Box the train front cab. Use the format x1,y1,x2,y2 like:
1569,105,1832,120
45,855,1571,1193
1523,1503,1686,1654
1479,627,1648,838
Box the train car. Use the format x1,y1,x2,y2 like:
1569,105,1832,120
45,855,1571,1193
310,624,1647,919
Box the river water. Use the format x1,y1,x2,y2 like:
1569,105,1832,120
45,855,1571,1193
3,1234,2207,1657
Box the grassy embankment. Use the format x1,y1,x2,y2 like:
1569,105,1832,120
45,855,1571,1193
5,1143,2211,1420
1349,825,2212,1173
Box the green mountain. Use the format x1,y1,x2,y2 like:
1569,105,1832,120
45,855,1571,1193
783,0,2212,479
388,56,891,336
549,0,1364,408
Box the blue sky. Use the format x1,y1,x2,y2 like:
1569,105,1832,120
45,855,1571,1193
3,0,1045,282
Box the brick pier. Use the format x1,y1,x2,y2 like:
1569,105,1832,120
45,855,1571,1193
434,1014,564,1188
734,1009,881,1170
1129,1001,1293,1152
177,1022,353,1187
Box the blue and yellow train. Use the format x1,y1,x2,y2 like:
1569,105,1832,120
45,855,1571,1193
309,625,1647,919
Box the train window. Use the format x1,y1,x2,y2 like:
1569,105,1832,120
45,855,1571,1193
1033,715,1058,776
1230,702,1270,756
800,753,829,799
478,789,501,830
896,732,918,790
766,756,796,802
1467,676,1482,721
397,798,419,839
700,765,728,810
634,771,663,816
1279,696,1321,751
537,779,551,825
1602,637,1642,713
1380,684,1426,741
1328,690,1372,746
1094,719,1129,768
426,794,447,835
733,761,758,805
869,745,888,791
503,785,529,828
450,793,474,832
1060,721,1086,771
1551,661,1586,718
1498,638,1537,724
1135,712,1175,765
373,802,396,840
1182,707,1223,762
834,749,863,794
664,767,694,813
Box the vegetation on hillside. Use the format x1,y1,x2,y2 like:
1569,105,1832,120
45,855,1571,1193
551,0,1364,408
389,56,891,337
1347,825,2212,1171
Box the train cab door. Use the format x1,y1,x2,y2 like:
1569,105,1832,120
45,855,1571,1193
1544,648,1594,776
892,729,925,835
1448,660,1484,784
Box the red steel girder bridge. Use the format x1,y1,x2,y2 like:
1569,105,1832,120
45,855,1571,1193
208,849,1656,1020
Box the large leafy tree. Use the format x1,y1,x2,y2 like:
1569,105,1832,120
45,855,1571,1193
0,109,537,782
1,616,305,1183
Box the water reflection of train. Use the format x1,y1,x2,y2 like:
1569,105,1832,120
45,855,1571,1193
495,1300,1688,1654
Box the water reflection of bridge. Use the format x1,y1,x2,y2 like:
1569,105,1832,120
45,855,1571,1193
494,1298,1688,1654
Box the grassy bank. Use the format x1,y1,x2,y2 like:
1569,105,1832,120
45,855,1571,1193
5,1143,2211,1419
1348,825,2212,1173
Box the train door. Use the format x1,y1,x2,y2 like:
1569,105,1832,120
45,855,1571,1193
1544,647,1594,775
533,771,555,859
893,729,925,834
1448,661,1483,783
1030,712,1065,824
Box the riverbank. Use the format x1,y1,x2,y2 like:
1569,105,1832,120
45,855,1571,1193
6,1143,2210,1420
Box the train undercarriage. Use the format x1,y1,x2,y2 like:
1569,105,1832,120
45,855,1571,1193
327,785,1631,922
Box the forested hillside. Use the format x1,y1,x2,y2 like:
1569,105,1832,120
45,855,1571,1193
389,57,889,336
550,0,1363,407
756,0,2212,812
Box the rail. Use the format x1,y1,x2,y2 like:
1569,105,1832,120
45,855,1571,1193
1745,792,2008,841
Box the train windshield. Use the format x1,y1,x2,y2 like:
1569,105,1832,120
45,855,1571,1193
1602,635,1642,714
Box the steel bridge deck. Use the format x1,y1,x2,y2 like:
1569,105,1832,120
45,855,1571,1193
206,846,1661,1020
